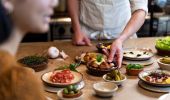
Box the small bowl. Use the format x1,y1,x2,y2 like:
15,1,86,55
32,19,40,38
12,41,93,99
93,82,118,97
103,74,127,86
157,58,170,71
155,46,170,56
126,68,143,76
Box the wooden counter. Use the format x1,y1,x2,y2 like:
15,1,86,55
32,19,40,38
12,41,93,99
16,37,165,100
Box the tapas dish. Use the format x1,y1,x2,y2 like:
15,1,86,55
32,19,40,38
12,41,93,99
93,82,118,97
18,55,48,72
103,70,127,85
155,36,170,56
126,64,144,76
77,52,116,76
41,69,83,87
123,48,153,61
157,57,170,71
139,70,170,86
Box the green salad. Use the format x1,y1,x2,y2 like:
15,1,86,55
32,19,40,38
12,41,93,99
156,36,170,51
127,64,143,70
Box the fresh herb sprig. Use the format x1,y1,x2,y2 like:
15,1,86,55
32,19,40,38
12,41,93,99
96,54,103,62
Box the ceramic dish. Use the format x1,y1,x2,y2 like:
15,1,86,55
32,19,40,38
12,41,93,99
138,80,170,93
158,93,170,100
138,70,170,87
57,89,83,100
123,48,154,61
103,74,127,86
157,57,170,71
93,82,118,97
156,46,170,56
41,70,83,87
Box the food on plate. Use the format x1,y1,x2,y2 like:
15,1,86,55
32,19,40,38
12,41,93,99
123,50,152,58
80,52,115,69
143,71,170,84
156,36,170,51
62,84,82,98
160,57,170,64
18,55,48,72
50,69,74,83
126,64,143,76
105,70,124,81
48,46,60,58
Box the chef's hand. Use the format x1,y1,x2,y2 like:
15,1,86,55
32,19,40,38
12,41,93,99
103,39,123,68
72,32,92,46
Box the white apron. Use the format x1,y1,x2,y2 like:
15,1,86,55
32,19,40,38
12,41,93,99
80,0,137,40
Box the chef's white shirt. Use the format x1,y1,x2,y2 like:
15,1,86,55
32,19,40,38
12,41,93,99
79,0,148,40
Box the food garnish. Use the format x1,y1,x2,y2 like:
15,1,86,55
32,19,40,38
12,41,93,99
127,64,143,70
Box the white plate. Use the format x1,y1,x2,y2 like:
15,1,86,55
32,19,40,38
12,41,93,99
41,70,83,87
44,81,85,93
123,48,154,61
57,89,83,100
138,70,170,87
158,93,170,100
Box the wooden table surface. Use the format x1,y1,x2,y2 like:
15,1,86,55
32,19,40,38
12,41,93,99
16,37,166,100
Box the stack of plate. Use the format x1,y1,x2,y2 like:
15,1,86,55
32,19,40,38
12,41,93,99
138,70,170,93
122,48,154,66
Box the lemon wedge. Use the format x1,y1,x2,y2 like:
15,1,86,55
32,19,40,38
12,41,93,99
165,78,170,84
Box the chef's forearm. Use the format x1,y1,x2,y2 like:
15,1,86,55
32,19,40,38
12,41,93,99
67,0,81,34
117,10,146,43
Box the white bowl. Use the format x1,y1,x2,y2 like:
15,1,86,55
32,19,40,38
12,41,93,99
103,74,127,86
157,58,170,71
93,82,118,97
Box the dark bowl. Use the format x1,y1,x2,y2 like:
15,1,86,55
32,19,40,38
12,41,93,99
155,46,170,56
86,64,116,76
21,61,48,72
96,43,112,53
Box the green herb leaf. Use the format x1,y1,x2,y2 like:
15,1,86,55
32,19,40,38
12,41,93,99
96,54,103,62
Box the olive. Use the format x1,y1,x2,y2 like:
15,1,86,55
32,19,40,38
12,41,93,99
67,85,73,91
72,85,78,91
63,88,69,94
69,91,75,94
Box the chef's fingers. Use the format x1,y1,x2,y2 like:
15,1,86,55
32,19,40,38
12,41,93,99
76,41,86,46
116,49,123,68
108,47,116,62
102,48,109,57
84,37,92,46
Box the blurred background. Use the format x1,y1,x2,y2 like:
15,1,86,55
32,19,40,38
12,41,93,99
22,0,170,42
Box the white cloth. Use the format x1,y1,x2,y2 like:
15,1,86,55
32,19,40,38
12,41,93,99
79,0,148,40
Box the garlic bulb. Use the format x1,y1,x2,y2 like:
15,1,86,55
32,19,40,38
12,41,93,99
48,46,59,58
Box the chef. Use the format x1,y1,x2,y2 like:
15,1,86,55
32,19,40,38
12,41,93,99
67,0,148,68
